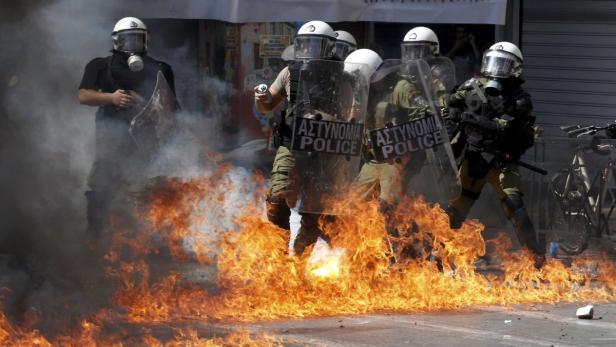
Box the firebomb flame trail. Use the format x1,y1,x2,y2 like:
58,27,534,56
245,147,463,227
112,166,616,324
2,164,616,345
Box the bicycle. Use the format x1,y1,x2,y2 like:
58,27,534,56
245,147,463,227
547,122,616,255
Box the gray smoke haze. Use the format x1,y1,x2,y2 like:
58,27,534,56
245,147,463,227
0,0,256,334
0,0,107,329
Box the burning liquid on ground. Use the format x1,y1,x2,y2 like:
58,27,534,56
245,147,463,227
2,164,616,345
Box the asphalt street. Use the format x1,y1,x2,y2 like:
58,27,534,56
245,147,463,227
239,303,616,347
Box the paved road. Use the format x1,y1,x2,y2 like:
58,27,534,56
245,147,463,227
235,303,616,346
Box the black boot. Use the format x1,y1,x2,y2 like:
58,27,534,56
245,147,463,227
501,194,546,268
445,205,466,229
265,194,291,230
294,213,329,256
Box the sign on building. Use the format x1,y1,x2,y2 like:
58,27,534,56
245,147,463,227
259,35,290,58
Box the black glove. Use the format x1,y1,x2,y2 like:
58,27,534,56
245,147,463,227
442,107,461,121
443,107,462,135
463,116,504,134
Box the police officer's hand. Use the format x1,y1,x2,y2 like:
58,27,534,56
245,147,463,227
110,89,135,108
253,85,272,104
464,117,504,134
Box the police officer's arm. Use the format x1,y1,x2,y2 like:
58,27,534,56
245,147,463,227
443,88,469,138
496,91,536,153
255,67,287,113
255,87,285,114
79,89,134,108
78,58,134,108
492,91,534,128
447,88,468,110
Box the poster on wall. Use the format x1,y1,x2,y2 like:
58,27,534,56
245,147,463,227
259,35,290,58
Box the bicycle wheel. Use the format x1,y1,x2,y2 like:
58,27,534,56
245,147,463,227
548,171,592,255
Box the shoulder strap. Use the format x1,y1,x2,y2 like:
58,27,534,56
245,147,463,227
288,61,301,106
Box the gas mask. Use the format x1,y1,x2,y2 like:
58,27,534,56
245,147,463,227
480,50,521,96
484,79,503,96
112,30,147,72
127,54,144,72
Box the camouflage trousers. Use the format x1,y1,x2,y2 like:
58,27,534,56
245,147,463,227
266,145,328,255
352,161,407,205
447,159,523,222
447,159,545,256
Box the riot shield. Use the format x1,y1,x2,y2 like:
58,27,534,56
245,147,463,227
129,71,177,151
366,60,459,205
291,59,369,213
427,56,457,107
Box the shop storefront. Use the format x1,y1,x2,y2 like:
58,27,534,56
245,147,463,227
93,0,509,141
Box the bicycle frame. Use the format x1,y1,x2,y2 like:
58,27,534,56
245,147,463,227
562,143,616,237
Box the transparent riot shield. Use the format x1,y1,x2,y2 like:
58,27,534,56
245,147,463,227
291,59,369,213
427,56,457,97
366,59,459,205
129,71,177,151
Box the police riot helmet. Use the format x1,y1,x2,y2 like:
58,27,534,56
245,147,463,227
112,17,148,54
334,30,357,60
294,21,336,60
344,48,383,82
401,27,439,62
480,41,523,79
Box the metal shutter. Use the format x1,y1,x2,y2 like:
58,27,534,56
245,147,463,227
522,0,616,137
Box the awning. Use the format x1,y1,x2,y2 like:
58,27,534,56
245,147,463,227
101,0,508,25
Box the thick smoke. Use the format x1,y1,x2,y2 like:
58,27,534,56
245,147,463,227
0,0,107,326
0,0,253,334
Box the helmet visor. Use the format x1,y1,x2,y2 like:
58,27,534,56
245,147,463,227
480,51,519,78
294,36,332,59
334,41,356,60
401,43,433,61
114,30,147,53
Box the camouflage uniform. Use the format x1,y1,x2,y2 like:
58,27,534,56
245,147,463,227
445,77,545,258
265,61,347,255
353,76,430,206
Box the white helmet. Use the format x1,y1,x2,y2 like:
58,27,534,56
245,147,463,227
401,26,439,61
112,17,148,54
294,20,336,60
480,41,523,78
344,49,383,81
334,30,357,60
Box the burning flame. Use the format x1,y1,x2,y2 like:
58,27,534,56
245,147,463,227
2,164,616,344
306,239,346,280
0,307,282,346
110,167,616,324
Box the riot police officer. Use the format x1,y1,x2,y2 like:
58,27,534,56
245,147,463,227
444,42,546,267
254,20,339,255
79,17,176,236
401,27,457,108
354,27,452,211
333,30,357,61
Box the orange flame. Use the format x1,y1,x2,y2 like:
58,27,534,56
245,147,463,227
4,164,616,345
1,307,281,346
109,167,616,324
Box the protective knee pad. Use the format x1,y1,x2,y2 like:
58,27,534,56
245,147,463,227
500,195,546,256
265,194,291,230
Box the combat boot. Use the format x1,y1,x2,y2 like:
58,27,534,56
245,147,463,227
500,194,546,268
